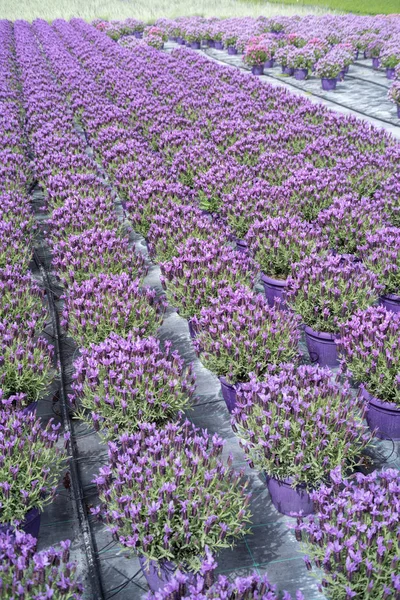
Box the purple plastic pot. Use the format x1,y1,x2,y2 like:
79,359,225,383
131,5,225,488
304,326,339,368
235,239,248,253
219,376,237,413
294,68,308,81
176,37,185,45
227,46,237,55
190,41,200,49
22,402,38,415
379,293,400,313
321,77,337,90
139,557,196,592
265,475,314,516
344,64,349,74
260,273,287,309
397,104,400,119
281,65,294,75
214,41,224,50
360,386,400,441
386,68,396,80
264,58,274,68
207,39,215,48
0,507,41,538
354,50,359,60
372,57,380,69
188,319,197,339
251,64,264,76
134,31,143,39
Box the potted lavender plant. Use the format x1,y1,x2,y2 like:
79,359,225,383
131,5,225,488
245,216,328,308
232,364,371,516
0,266,47,330
286,255,382,367
92,421,251,592
146,547,305,599
287,47,315,80
388,81,400,118
338,305,400,440
160,238,257,320
314,54,343,90
0,530,83,598
296,468,400,600
0,409,66,537
62,273,166,347
71,334,195,438
317,195,387,257
192,285,301,412
0,321,54,408
51,228,146,287
360,227,400,312
147,204,228,263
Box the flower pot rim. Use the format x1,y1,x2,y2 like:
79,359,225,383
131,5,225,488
304,325,339,340
360,384,400,411
265,473,312,490
260,272,288,286
381,292,400,302
219,375,237,389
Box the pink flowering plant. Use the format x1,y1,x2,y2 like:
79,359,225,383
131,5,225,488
143,26,167,49
296,468,400,600
286,255,383,334
92,421,251,572
232,365,371,490
71,334,195,438
0,530,83,599
192,285,301,385
0,409,66,524
337,306,400,406
243,37,273,66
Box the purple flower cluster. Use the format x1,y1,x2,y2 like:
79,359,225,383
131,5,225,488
71,334,195,437
296,468,400,599
246,215,328,279
0,320,54,402
92,421,251,572
146,547,305,600
160,238,258,319
286,255,383,333
0,529,83,598
0,409,66,524
232,364,371,489
337,306,400,405
360,227,400,295
0,266,47,330
193,285,301,384
62,273,166,346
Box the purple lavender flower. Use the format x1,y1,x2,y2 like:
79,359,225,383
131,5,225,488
0,529,83,598
193,285,301,384
286,254,383,333
62,273,166,346
232,364,371,489
92,420,251,571
71,334,195,438
297,468,400,599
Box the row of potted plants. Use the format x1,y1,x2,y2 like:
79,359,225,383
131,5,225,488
71,20,400,598
8,16,400,599
0,20,84,597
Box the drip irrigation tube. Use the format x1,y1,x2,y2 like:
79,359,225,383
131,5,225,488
33,248,105,600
